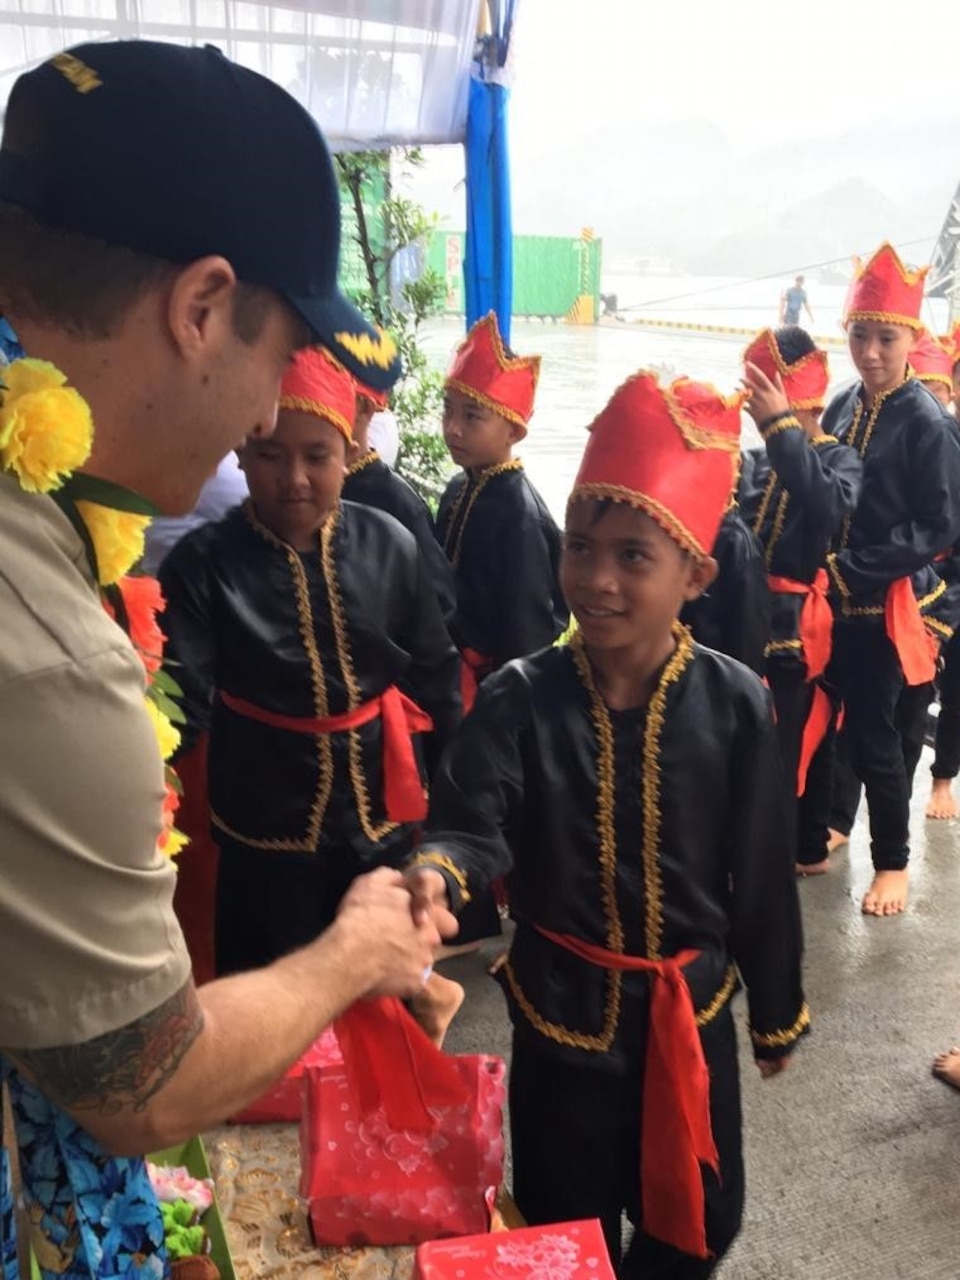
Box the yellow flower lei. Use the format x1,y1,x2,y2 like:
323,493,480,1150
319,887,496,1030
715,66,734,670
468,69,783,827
0,355,187,858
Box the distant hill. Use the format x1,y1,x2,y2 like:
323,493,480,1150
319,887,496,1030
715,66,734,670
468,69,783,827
507,112,960,274
688,178,908,275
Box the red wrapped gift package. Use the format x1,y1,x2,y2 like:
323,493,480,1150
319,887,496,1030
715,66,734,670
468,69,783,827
413,1218,615,1280
299,998,505,1246
230,1027,342,1124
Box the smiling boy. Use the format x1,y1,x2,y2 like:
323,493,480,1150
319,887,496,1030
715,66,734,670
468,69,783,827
406,371,807,1278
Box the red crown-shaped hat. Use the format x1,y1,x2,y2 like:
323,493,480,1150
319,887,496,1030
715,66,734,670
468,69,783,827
354,377,390,412
910,328,954,388
279,346,356,441
843,242,928,330
743,328,830,410
445,312,541,427
569,371,743,558
940,321,960,368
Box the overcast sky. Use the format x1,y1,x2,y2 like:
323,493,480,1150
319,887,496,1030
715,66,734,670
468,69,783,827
508,0,960,156
413,0,960,259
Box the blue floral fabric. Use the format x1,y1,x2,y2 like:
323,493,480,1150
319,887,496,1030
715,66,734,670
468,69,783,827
1,1137,16,1280
0,317,23,364
1,1059,169,1280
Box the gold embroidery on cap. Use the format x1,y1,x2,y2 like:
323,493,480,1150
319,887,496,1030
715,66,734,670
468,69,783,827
334,329,398,370
50,53,102,94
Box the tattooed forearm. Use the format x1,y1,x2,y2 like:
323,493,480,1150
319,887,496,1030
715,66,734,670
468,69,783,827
11,981,204,1115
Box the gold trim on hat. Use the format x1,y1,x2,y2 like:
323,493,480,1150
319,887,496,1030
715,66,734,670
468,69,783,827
743,329,830,389
844,309,925,332
444,378,530,429
444,312,541,426
278,394,353,441
567,482,708,559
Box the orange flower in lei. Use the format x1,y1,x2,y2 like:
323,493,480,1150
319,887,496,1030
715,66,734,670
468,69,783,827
1,354,188,860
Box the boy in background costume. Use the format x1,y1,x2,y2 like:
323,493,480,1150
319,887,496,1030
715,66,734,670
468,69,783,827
343,375,456,625
820,243,960,915
436,312,568,944
679,499,770,675
739,327,863,873
925,325,960,820
405,371,808,1278
437,312,568,705
161,347,463,1039
828,328,960,837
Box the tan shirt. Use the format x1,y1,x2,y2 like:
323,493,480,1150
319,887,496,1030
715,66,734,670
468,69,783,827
0,473,191,1050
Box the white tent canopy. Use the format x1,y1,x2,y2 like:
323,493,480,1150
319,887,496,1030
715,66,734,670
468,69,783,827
0,0,481,147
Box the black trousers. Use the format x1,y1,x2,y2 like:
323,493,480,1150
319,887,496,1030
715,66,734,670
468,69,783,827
932,630,960,780
827,623,912,871
509,1006,744,1280
769,663,832,866
214,835,410,976
828,682,935,836
769,662,811,808
827,729,860,837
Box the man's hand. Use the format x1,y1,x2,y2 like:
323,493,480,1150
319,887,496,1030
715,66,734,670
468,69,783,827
743,361,791,427
333,867,441,998
403,867,459,941
757,1055,791,1079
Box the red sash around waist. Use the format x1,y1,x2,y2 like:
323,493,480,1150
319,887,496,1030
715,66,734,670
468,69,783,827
534,925,718,1260
885,578,937,686
219,686,432,823
459,646,493,715
767,569,832,682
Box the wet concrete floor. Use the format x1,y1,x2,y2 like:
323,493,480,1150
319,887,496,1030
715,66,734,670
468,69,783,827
441,746,960,1279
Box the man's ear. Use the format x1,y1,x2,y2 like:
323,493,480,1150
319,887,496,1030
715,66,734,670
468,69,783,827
508,419,528,446
344,438,362,469
164,255,238,361
684,554,718,602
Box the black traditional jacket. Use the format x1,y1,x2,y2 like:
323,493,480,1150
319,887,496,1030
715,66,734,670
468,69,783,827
435,461,568,663
739,425,863,668
342,450,456,625
159,500,460,865
412,628,808,1073
822,377,960,623
680,509,770,675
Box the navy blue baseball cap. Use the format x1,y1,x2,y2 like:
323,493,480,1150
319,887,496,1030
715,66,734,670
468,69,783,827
0,41,400,389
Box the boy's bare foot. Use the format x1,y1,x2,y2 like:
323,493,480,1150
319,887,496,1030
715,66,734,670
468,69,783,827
409,972,465,1048
926,778,959,820
796,858,830,877
861,869,908,916
932,1046,960,1089
826,828,850,854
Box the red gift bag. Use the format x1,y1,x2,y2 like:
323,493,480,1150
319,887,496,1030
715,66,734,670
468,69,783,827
230,1027,342,1124
413,1219,615,1280
299,997,505,1247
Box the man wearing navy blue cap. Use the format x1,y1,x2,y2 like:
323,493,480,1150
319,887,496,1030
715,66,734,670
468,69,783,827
0,41,445,1267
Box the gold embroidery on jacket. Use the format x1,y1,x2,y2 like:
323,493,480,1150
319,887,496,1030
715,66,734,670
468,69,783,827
210,503,334,851
442,459,524,568
695,964,738,1026
505,625,703,1048
503,640,623,1050
750,1001,811,1048
346,449,380,477
321,508,399,844
642,624,695,958
409,851,472,903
